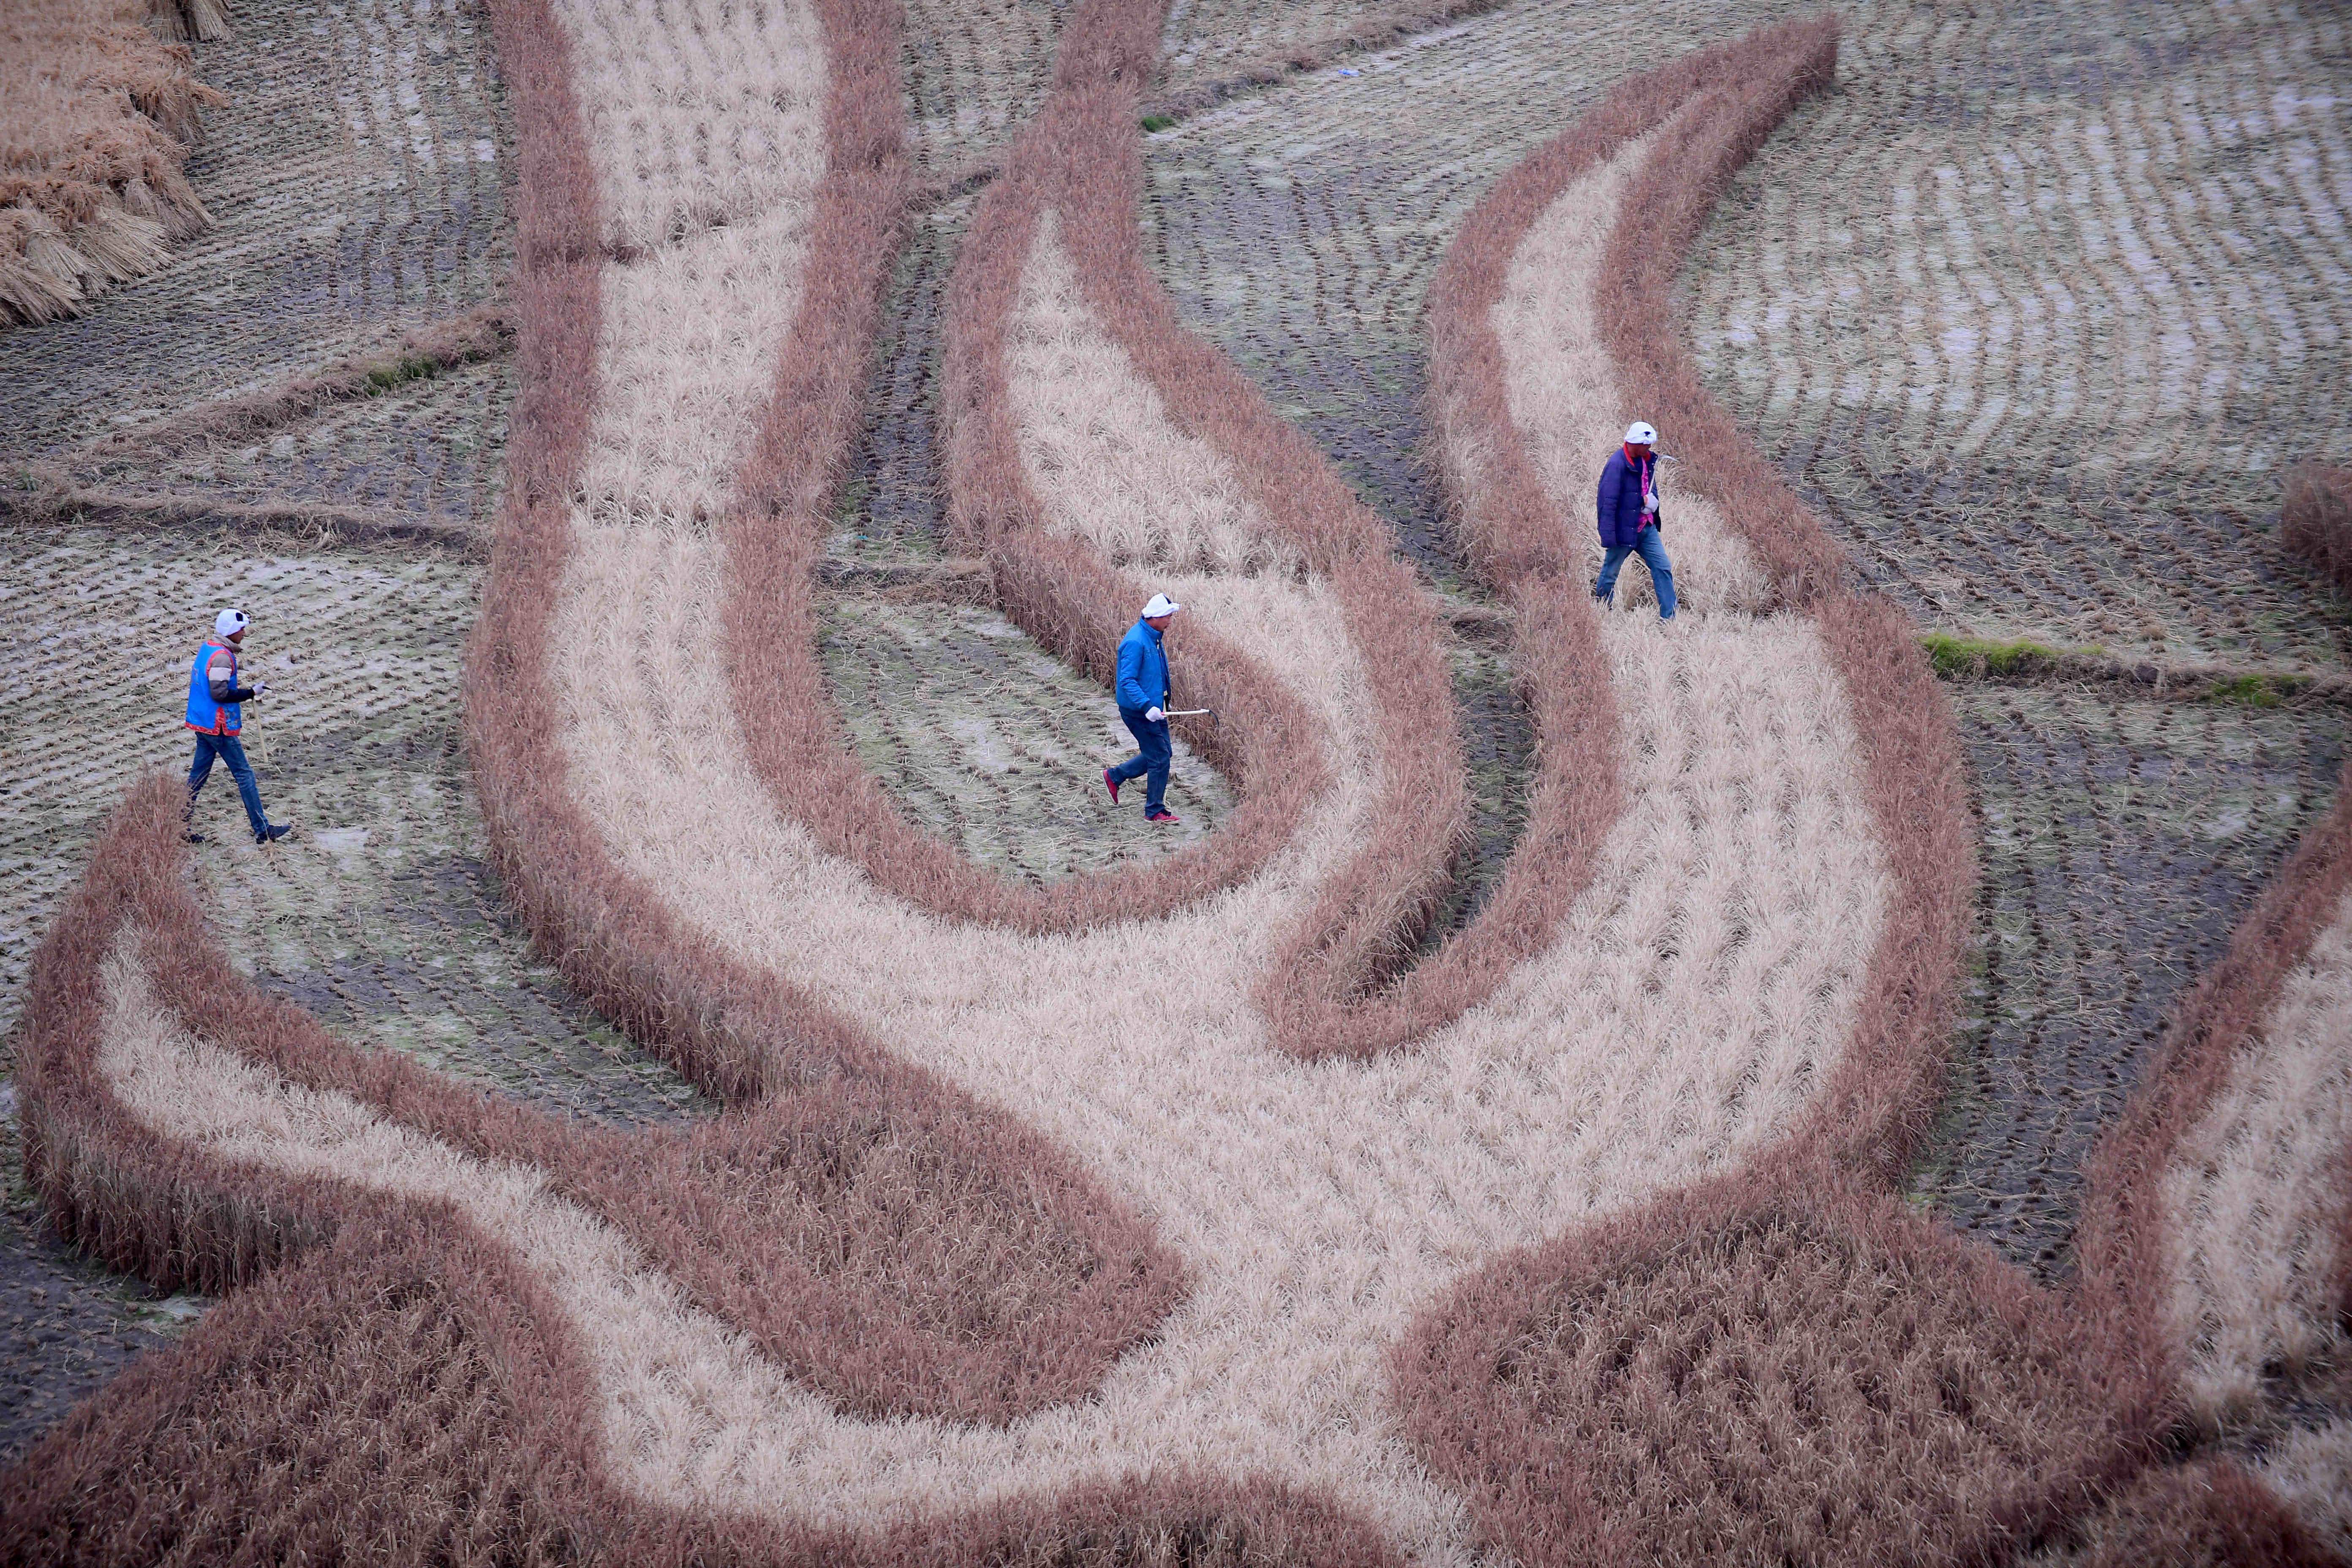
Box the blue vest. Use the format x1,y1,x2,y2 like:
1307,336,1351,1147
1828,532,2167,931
185,641,241,735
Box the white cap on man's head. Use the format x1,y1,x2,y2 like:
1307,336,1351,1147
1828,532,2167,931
1142,593,1183,619
214,609,250,638
1624,421,1658,446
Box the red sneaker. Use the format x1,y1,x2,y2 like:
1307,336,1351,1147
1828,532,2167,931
1146,807,1179,825
1102,768,1121,805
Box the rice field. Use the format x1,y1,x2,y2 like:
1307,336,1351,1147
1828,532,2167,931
3,0,2349,1558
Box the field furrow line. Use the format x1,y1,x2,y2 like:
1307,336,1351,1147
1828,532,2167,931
1685,0,2352,666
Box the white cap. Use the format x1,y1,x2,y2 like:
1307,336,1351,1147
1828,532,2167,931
1624,421,1658,446
1142,593,1183,619
214,609,249,638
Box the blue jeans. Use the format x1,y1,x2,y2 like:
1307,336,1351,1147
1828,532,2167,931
1594,526,1677,619
188,732,270,837
1110,706,1171,811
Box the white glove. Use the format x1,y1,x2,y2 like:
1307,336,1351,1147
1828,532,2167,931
253,681,269,696
1145,706,1165,723
1642,492,1658,514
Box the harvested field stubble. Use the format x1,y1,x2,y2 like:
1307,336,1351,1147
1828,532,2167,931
1157,0,1390,96
36,360,514,539
899,0,1065,185
0,0,513,466
17,304,519,543
819,595,1233,874
1917,691,2347,1278
0,0,222,324
2285,464,2352,603
1687,0,2352,667
1151,0,1520,115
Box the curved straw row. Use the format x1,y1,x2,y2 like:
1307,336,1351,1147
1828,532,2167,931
2077,756,2352,1431
937,0,1470,1049
7,782,1393,1563
1381,22,2232,1566
1400,17,2351,1561
2,0,1390,1551
5,0,1360,1551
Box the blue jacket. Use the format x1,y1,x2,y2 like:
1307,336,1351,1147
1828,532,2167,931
1596,446,1658,550
1115,618,1169,714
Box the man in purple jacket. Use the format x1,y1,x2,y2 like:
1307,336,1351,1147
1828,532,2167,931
1593,420,1676,621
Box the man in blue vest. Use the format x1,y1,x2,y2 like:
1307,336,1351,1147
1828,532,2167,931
185,608,293,846
1593,419,1676,621
1102,593,1183,825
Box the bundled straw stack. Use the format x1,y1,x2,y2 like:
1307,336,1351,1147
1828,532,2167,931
0,0,227,327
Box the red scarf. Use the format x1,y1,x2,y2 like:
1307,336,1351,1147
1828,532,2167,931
1622,445,1654,503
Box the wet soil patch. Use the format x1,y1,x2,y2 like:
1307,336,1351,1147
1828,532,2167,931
1413,641,1535,948
1911,689,2349,1281
0,1086,197,1469
1752,419,2352,670
818,595,1233,878
834,202,970,563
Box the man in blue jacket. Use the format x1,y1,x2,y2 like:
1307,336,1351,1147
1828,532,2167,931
1102,593,1183,825
1593,420,1676,621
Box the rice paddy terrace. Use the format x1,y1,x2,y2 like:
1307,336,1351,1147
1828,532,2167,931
2,0,2348,1561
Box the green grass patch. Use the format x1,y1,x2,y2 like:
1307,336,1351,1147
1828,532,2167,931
364,354,442,394
1918,632,2074,680
2201,672,2302,708
1140,114,1176,133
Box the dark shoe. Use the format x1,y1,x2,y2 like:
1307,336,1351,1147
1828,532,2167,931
1145,807,1179,826
184,831,205,845
1102,767,1121,806
256,822,294,845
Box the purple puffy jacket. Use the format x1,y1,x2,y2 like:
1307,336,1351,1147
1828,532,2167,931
1595,446,1658,550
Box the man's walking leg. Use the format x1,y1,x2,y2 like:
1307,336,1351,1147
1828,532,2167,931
185,733,218,839
216,735,271,839
1636,528,1676,620
1140,721,1173,813
1110,708,1157,800
1593,544,1633,604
